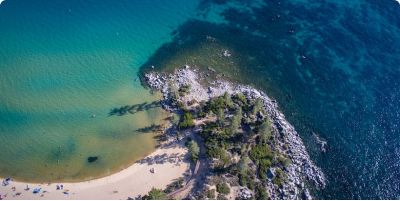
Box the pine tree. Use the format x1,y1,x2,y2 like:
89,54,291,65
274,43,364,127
252,98,263,114
143,187,166,200
187,140,200,161
224,91,232,105
216,108,225,127
237,156,249,175
260,116,271,142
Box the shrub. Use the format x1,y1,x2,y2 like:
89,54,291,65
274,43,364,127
176,101,185,109
228,103,236,111
179,85,191,93
283,158,292,168
206,146,226,159
247,129,255,137
188,99,197,106
232,94,247,105
171,113,180,125
248,179,255,190
205,97,226,113
239,179,247,187
250,143,273,180
255,184,269,200
283,144,289,150
198,111,206,118
216,183,231,195
217,194,228,200
206,189,216,199
278,157,292,168
272,168,285,187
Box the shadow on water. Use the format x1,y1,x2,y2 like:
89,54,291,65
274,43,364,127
136,124,163,133
108,101,160,116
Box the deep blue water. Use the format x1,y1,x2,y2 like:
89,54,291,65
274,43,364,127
140,0,400,199
1,0,400,199
193,0,400,199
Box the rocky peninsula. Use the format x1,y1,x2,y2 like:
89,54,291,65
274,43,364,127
144,66,326,200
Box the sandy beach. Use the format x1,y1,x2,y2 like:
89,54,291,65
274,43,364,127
0,140,190,200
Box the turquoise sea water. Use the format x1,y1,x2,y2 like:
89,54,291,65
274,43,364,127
1,0,400,199
0,0,200,182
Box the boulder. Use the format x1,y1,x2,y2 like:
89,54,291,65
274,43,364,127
267,168,276,179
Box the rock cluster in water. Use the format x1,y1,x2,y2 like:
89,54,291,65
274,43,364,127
145,67,326,199
88,156,98,163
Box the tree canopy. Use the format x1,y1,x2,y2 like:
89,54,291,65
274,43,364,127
187,140,200,161
171,113,180,125
142,187,166,200
178,111,195,129
237,156,249,175
216,108,225,126
259,117,271,142
252,98,263,114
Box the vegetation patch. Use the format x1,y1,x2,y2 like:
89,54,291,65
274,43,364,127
216,183,231,195
178,110,195,129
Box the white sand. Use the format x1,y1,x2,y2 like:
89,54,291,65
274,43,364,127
0,142,190,200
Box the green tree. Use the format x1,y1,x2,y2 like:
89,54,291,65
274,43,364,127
230,115,240,134
216,108,225,126
241,144,247,154
142,187,166,200
272,168,286,187
237,156,249,175
200,100,207,108
208,110,214,117
216,183,231,195
235,106,243,118
252,98,263,114
232,94,247,105
206,189,216,199
178,111,195,129
171,113,180,125
224,91,232,105
168,81,179,102
255,184,269,200
259,118,271,142
187,140,200,162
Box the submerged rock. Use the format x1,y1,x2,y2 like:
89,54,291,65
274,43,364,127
88,156,98,163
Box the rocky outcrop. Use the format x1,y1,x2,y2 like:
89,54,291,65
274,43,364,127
145,68,326,199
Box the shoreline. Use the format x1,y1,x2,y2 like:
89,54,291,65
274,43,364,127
1,67,326,200
0,129,191,200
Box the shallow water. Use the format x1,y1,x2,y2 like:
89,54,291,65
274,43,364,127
0,0,199,182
